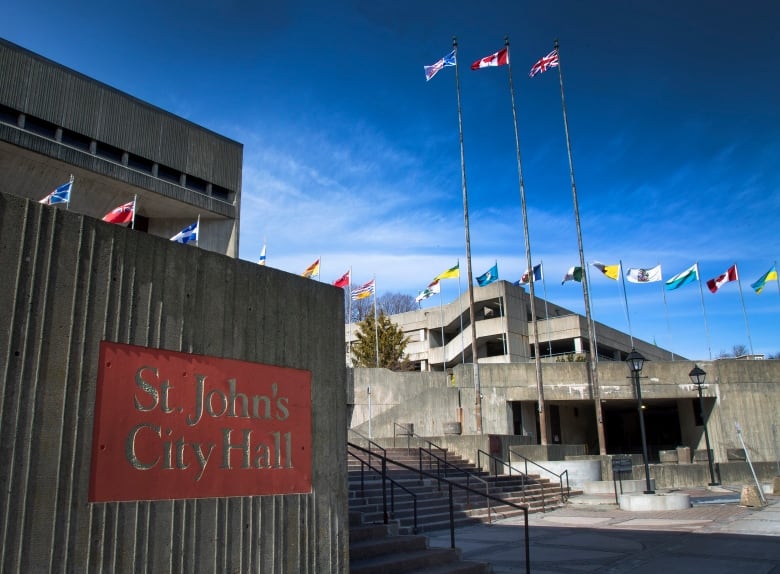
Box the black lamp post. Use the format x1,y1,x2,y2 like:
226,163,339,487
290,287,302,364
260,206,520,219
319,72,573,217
626,349,654,494
689,365,720,486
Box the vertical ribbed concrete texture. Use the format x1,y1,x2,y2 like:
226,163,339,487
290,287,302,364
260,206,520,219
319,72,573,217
0,193,347,572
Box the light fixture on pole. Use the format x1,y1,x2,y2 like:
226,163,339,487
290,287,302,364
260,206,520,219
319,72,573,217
689,365,719,486
626,349,654,494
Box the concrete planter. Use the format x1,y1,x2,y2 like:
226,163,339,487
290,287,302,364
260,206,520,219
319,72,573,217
442,422,462,435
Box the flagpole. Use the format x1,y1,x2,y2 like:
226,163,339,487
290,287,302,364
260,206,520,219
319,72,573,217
67,174,74,211
695,262,713,360
347,267,353,366
439,288,447,380
776,261,780,296
458,259,465,365
619,260,634,347
556,39,606,454
507,37,547,443
453,36,483,433
373,275,379,367
540,261,553,358
131,194,137,230
660,262,676,360
196,214,201,246
735,265,755,356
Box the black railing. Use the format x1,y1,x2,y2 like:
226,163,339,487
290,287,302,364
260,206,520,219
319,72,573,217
419,447,490,517
508,448,571,504
348,428,386,471
347,441,530,574
348,443,418,534
392,423,447,463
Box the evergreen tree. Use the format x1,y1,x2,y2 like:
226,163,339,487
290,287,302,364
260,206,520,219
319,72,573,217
351,311,411,370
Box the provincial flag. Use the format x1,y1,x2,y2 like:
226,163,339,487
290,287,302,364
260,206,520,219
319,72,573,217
625,265,662,284
302,258,320,279
258,244,267,266
476,263,498,287
592,261,620,280
665,263,698,291
102,200,135,225
706,264,738,294
415,280,441,303
424,50,456,81
471,47,509,70
751,265,778,294
434,262,460,281
561,266,583,284
170,221,198,244
39,179,73,205
351,279,375,301
333,270,350,289
529,49,559,77
517,263,543,285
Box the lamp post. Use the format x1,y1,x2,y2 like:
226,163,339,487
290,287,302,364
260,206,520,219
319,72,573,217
626,349,654,494
689,365,719,486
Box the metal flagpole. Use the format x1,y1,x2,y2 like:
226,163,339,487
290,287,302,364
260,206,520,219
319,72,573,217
453,36,483,433
196,214,201,246
372,276,380,367
66,174,74,211
507,37,546,443
347,267,353,366
695,263,713,360
439,288,447,379
457,259,466,365
540,261,553,358
660,263,676,360
735,264,755,356
775,261,780,296
555,39,606,454
131,194,137,230
619,260,634,347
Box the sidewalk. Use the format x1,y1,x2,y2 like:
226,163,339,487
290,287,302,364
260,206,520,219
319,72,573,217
427,488,780,573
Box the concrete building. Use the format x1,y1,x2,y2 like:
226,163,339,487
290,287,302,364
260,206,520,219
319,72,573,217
347,279,680,371
0,38,241,256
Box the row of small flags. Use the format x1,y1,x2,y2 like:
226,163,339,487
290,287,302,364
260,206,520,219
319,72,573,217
39,177,199,244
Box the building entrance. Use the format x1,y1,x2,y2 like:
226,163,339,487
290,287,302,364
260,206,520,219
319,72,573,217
603,401,682,461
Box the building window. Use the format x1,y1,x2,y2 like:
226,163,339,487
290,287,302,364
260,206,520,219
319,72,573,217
212,184,231,202
157,164,180,185
60,128,91,152
185,174,207,193
24,115,58,139
0,103,18,126
127,153,154,174
95,141,124,163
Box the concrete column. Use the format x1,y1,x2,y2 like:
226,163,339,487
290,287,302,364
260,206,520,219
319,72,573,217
574,337,583,353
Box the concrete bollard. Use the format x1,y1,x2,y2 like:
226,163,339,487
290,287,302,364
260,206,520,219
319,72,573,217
739,484,766,507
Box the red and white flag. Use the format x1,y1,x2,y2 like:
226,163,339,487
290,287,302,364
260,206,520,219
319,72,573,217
102,200,135,225
529,49,559,77
706,264,738,293
333,270,350,289
471,47,509,70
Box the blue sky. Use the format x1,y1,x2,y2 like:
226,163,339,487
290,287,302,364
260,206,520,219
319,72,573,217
3,1,779,360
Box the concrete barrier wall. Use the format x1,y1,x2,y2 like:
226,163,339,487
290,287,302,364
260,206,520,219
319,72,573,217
0,193,347,572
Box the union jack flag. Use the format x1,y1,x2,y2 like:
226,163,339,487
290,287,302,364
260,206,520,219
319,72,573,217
529,49,559,78
424,50,456,81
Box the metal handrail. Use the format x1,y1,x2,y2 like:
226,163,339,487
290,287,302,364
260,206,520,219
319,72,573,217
348,428,386,470
477,449,535,504
348,443,419,534
392,423,447,463
348,441,530,574
419,447,490,517
508,448,571,503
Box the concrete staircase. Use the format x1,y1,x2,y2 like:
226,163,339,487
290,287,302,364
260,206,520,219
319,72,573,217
348,445,575,572
348,447,570,534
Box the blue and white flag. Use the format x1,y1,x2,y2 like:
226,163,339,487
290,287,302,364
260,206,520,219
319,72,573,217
477,263,499,287
171,221,199,244
424,50,456,81
258,244,267,266
664,263,698,291
39,180,73,205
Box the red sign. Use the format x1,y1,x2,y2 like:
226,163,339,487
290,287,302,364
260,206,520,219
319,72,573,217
89,342,312,502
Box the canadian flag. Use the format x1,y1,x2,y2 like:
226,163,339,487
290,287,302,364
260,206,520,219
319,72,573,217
706,264,738,293
471,47,509,70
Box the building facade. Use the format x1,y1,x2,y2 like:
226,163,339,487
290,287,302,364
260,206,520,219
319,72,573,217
0,38,241,256
347,280,680,371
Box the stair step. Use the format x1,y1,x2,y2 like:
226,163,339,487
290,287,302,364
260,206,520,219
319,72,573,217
350,547,461,574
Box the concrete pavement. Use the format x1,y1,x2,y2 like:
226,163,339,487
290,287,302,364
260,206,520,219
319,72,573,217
426,488,780,573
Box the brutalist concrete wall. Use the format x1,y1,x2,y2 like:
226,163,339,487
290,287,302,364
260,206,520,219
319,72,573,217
0,193,347,573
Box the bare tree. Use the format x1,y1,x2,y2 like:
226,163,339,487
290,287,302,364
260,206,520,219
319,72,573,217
347,292,417,322
717,344,750,358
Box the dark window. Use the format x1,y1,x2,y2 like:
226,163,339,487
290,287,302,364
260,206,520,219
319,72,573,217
212,184,231,201
157,164,180,185
185,175,207,193
60,129,92,152
95,141,124,163
25,115,58,139
0,103,18,126
133,214,149,233
127,153,154,174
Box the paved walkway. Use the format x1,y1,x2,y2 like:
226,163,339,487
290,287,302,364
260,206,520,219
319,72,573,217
427,488,780,573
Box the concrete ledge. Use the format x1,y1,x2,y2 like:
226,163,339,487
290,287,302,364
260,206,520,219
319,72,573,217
584,479,655,495
618,492,691,511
